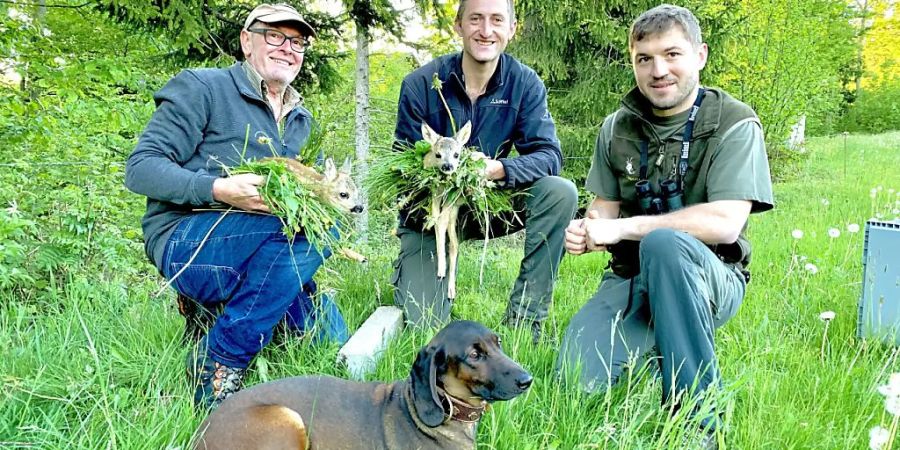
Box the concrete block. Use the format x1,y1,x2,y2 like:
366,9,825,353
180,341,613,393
338,306,404,380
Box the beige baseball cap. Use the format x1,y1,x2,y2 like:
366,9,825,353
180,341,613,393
244,3,316,38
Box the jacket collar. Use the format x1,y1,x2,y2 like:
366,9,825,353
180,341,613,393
230,62,310,118
444,52,507,97
619,86,723,140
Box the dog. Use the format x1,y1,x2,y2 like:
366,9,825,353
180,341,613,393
420,121,472,299
192,320,532,450
267,156,365,215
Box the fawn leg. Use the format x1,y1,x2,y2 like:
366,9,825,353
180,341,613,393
447,204,459,299
434,199,448,278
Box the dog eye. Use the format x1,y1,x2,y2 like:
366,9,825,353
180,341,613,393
340,192,350,199
453,152,459,158
468,349,483,360
435,152,442,158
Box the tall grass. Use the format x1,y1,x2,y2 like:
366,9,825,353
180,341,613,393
1,132,899,449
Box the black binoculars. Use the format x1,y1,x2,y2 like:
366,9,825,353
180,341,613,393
635,179,684,215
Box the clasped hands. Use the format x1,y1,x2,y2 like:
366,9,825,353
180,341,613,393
564,210,627,255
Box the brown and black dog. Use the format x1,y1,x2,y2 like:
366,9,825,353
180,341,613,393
192,320,533,450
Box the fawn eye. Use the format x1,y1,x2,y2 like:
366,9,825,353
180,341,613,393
340,192,350,199
453,152,459,158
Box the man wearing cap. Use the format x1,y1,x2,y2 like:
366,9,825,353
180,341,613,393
126,3,347,410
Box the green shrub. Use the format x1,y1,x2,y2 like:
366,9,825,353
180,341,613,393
839,80,900,133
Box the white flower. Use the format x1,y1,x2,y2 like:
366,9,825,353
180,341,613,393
53,57,66,66
819,311,836,321
821,198,830,206
876,213,884,219
871,188,878,198
877,373,900,398
42,28,52,37
847,223,860,233
792,229,804,239
5,200,18,215
828,228,840,238
870,426,890,450
887,395,900,416
804,263,818,274
893,209,899,216
890,189,896,195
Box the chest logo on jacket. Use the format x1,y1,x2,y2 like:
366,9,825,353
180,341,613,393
489,98,509,105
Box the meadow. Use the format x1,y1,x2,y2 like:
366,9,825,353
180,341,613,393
1,130,899,449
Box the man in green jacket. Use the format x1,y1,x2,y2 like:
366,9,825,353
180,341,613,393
557,5,774,448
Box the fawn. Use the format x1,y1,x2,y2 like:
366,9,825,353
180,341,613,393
420,121,472,299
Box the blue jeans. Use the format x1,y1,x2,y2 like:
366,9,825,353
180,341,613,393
161,211,348,368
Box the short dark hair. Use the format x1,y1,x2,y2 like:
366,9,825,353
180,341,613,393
629,4,702,50
455,0,516,24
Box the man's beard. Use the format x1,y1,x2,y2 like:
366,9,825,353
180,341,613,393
645,74,698,111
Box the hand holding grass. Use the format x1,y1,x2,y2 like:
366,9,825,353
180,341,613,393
213,174,271,213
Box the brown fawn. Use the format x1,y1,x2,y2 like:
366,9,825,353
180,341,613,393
420,121,472,299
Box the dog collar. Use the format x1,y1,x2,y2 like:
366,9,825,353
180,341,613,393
439,390,488,423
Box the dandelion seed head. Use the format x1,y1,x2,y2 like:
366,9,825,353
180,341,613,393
870,426,890,450
876,373,900,398
886,395,900,416
847,223,860,233
804,263,818,274
819,311,836,321
792,229,804,239
828,228,840,238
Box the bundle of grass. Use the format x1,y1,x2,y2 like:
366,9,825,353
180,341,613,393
230,156,358,254
367,140,517,236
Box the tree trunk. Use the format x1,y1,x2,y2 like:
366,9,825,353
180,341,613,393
354,23,371,242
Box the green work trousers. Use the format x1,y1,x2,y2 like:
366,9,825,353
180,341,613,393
557,228,746,430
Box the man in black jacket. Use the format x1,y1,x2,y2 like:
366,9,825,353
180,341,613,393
391,0,577,342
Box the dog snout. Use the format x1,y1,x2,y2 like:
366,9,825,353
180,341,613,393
515,372,533,391
351,205,364,213
440,163,454,173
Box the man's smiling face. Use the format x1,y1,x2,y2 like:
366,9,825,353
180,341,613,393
240,22,304,88
454,0,517,66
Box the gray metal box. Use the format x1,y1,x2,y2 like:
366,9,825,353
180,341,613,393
858,220,900,345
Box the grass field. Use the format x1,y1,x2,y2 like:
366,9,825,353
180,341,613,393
1,131,899,449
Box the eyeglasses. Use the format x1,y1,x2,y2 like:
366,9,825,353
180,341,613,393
247,28,309,53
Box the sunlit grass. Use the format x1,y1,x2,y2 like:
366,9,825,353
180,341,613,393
1,132,899,448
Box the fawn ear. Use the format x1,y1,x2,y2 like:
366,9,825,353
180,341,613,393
421,122,440,146
454,121,471,145
324,157,337,180
340,157,353,175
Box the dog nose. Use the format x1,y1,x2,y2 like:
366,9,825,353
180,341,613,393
515,373,533,391
441,163,453,173
351,205,364,213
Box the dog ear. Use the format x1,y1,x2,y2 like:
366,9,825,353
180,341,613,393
340,157,352,175
421,122,440,146
323,157,337,181
410,344,446,427
454,121,471,145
